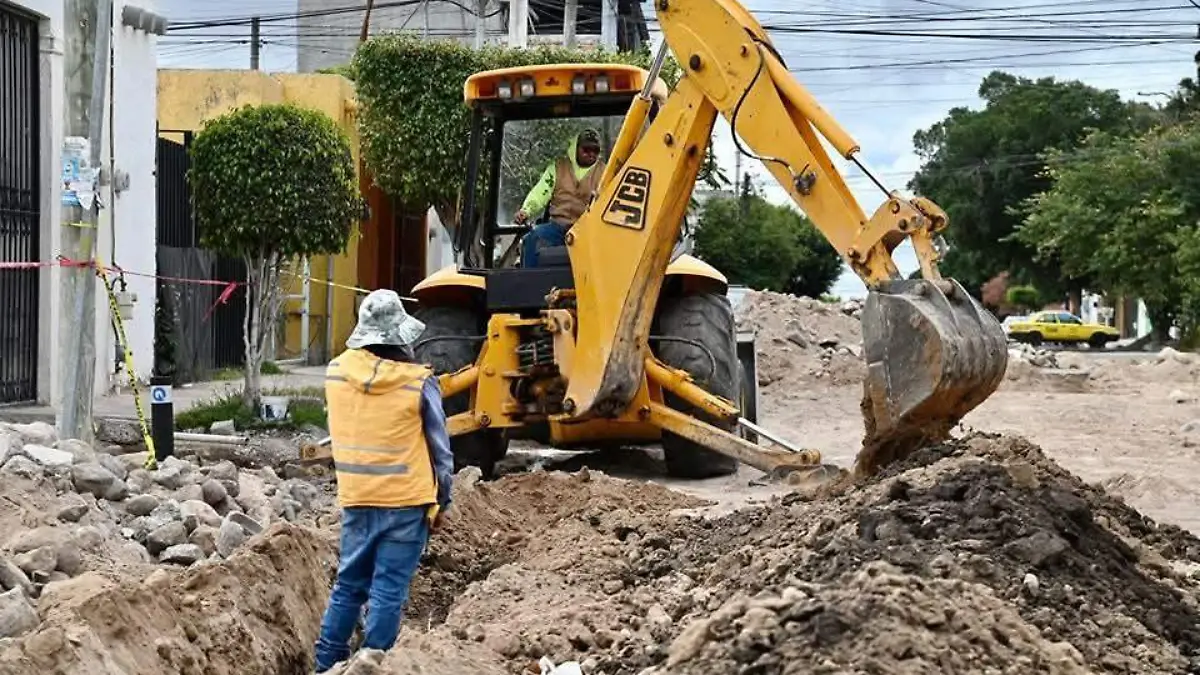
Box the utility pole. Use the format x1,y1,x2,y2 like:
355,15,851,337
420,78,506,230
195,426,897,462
601,0,617,48
563,0,577,48
474,0,487,48
250,17,261,70
59,0,113,443
423,0,430,38
507,0,528,47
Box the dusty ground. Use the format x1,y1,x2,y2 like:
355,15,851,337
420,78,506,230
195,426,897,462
2,289,1199,674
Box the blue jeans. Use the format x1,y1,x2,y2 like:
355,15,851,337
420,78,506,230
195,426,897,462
521,221,568,267
314,506,430,672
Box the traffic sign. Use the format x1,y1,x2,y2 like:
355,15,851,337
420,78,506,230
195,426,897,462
150,385,172,404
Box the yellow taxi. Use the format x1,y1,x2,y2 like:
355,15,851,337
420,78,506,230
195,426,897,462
1005,310,1120,348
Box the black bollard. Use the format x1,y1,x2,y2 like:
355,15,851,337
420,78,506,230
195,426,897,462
149,375,174,461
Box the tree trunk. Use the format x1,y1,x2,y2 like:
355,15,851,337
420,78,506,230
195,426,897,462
242,250,285,412
1146,302,1174,345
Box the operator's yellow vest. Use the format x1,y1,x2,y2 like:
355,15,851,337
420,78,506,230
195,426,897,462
548,156,605,225
325,349,440,515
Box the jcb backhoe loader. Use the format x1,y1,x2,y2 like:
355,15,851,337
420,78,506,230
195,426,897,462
304,0,1008,482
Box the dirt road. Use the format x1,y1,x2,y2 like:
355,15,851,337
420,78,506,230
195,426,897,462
2,290,1198,673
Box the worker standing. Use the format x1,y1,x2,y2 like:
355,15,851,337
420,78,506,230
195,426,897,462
313,289,454,672
515,128,606,267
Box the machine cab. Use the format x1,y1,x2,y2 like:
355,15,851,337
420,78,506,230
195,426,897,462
412,62,728,315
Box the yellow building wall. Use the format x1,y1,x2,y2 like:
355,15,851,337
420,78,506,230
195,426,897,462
157,69,362,365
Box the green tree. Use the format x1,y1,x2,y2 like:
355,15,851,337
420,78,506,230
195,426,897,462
1005,285,1041,313
189,103,360,408
909,71,1152,298
1016,122,1200,341
694,194,841,297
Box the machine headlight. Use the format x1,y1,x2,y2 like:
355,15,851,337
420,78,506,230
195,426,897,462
571,74,586,95
594,75,609,93
519,77,535,98
497,80,513,99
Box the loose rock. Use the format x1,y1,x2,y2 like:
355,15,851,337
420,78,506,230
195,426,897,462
9,422,56,447
200,479,228,506
56,493,90,523
180,500,222,531
23,445,73,468
0,587,38,638
14,546,57,577
125,494,160,517
216,519,247,558
146,522,188,556
71,462,118,499
1,456,40,480
159,544,204,566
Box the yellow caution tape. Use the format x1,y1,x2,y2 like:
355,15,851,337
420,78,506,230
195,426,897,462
95,259,158,471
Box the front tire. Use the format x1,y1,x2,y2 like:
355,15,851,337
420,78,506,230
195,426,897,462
652,292,741,479
413,305,508,479
1088,332,1109,349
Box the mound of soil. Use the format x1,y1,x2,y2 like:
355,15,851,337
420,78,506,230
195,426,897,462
0,524,336,675
611,435,1200,675
406,468,710,628
376,435,1200,675
734,291,866,388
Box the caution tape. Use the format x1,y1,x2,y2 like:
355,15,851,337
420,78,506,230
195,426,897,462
95,259,158,471
282,269,417,303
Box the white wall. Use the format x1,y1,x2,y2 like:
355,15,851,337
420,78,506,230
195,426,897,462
425,207,457,274
92,0,160,395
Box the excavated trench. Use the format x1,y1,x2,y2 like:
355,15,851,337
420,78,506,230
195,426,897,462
3,435,1200,675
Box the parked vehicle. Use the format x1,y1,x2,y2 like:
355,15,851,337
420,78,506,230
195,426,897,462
1006,311,1120,348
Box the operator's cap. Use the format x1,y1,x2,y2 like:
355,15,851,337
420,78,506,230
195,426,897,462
346,289,425,349
577,128,601,149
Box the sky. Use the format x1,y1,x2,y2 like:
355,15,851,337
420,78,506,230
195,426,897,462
156,0,1200,298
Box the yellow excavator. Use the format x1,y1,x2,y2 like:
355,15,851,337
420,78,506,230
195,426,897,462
305,0,1008,482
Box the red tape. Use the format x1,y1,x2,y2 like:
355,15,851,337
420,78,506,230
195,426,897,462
1,257,246,324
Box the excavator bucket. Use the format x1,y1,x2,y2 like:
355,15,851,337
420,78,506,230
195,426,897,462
856,277,1008,475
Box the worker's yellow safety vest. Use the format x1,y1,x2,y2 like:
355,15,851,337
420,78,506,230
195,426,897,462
325,349,440,516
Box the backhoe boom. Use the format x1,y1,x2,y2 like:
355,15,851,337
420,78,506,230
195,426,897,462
564,0,1008,474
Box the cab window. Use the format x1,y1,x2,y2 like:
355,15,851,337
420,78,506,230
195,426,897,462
1057,313,1082,324
1033,313,1057,324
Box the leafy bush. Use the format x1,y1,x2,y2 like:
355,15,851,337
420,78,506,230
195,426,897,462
1005,285,1042,312
693,194,842,297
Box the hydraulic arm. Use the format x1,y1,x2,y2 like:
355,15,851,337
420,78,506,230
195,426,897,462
563,0,1008,474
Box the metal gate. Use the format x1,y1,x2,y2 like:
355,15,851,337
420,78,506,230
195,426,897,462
155,134,247,384
0,6,41,404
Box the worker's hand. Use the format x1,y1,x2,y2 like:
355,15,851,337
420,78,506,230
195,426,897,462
514,209,529,225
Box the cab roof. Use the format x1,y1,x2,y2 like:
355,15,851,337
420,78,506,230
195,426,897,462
463,63,649,104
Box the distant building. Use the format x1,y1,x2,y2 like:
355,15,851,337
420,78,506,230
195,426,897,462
296,0,651,73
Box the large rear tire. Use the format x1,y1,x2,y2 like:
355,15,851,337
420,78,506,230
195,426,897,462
413,305,508,479
653,292,741,479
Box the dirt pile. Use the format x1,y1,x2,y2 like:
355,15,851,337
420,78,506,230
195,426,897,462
617,436,1200,674
341,435,1200,675
0,524,335,674
734,290,866,388
0,420,343,660
734,289,1089,394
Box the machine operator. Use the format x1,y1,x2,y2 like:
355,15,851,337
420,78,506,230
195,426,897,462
514,128,606,267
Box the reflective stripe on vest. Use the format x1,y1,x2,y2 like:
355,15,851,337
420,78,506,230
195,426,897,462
325,353,438,509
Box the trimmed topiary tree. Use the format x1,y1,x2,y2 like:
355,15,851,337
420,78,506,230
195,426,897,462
188,103,361,409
